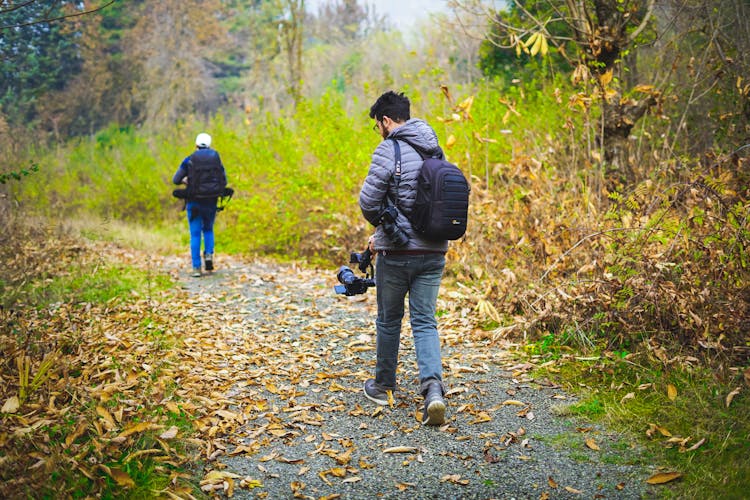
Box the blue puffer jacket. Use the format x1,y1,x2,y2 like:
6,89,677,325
359,118,449,253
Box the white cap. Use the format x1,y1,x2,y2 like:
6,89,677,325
195,132,212,148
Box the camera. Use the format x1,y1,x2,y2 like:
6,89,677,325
334,248,376,296
379,205,409,247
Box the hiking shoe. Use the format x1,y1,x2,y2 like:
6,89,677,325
363,379,390,406
421,381,446,426
191,267,201,278
204,253,214,272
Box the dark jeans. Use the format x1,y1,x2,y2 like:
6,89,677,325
374,252,446,395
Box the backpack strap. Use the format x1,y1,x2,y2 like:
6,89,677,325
388,138,402,209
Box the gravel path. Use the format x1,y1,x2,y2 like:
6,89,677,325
164,255,652,499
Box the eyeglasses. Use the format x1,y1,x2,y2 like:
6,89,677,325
372,121,380,132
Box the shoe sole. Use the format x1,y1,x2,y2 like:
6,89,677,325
205,261,213,271
363,383,389,406
423,400,446,425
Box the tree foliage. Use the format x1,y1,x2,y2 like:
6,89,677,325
0,1,82,131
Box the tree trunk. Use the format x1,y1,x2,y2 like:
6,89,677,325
600,91,657,188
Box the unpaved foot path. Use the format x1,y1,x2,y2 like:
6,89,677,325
162,255,651,499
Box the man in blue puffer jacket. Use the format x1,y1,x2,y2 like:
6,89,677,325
359,91,448,425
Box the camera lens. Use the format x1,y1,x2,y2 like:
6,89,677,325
379,206,409,247
336,266,357,285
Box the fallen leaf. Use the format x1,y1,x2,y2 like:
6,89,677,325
104,466,135,488
239,477,263,489
646,471,682,484
548,476,558,489
682,437,706,452
202,470,242,483
2,396,19,414
441,474,469,485
564,486,583,494
725,387,741,408
64,420,88,448
501,399,526,406
585,438,600,451
620,392,635,403
159,426,179,440
117,421,161,439
470,412,492,424
667,384,678,401
96,406,117,431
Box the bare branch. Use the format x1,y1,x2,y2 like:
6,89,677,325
0,0,118,30
627,0,656,43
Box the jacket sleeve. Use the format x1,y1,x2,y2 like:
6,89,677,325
173,156,190,185
359,141,394,225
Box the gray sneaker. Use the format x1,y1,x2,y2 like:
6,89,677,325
204,253,214,271
363,379,390,406
422,381,446,425
191,267,201,278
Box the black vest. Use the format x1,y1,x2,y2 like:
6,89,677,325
187,148,226,200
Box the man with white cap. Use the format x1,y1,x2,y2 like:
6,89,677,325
173,132,227,277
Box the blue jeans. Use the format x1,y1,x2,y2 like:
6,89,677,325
186,200,217,269
374,252,446,395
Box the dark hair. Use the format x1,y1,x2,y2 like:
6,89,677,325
369,91,410,122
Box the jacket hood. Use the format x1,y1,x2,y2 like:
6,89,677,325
389,119,443,159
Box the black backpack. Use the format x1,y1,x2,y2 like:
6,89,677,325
186,148,227,199
390,139,470,241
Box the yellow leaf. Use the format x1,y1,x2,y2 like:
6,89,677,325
240,477,263,489
64,420,88,448
445,135,457,149
540,35,549,57
599,69,613,87
667,384,678,401
457,95,474,113
645,471,682,484
202,470,242,483
470,412,492,424
548,476,558,489
165,401,180,414
523,32,539,49
386,390,395,407
530,33,544,57
501,400,525,406
117,421,160,438
564,486,583,494
2,396,19,414
108,467,135,488
585,438,600,451
96,406,117,431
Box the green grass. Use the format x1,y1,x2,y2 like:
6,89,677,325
535,352,750,499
